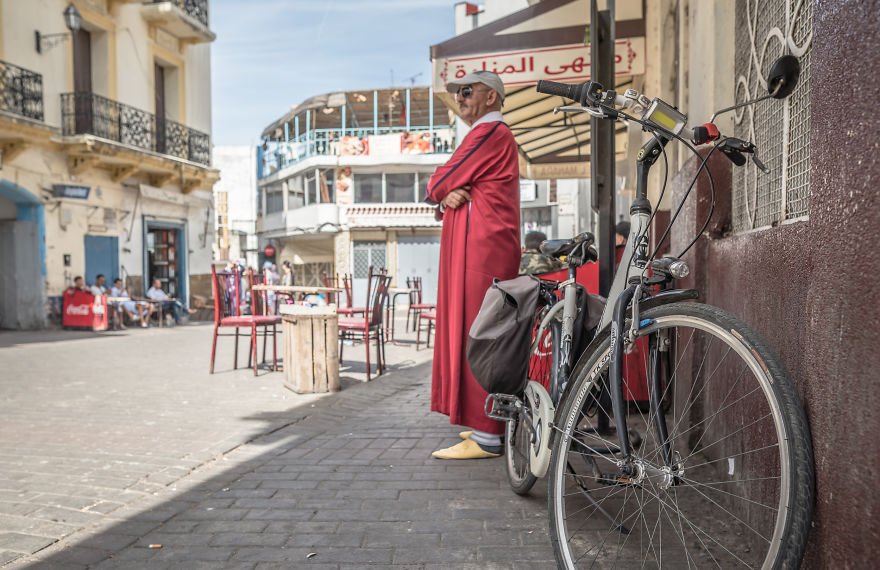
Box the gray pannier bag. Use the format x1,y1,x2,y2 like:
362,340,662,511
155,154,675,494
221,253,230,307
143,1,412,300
467,275,541,395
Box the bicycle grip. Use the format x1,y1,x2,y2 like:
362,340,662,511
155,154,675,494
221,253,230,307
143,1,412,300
536,80,576,100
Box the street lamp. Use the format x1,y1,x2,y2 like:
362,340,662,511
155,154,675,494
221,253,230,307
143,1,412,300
35,4,82,54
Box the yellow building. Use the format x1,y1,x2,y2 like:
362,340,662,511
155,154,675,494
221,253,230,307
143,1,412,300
0,0,218,328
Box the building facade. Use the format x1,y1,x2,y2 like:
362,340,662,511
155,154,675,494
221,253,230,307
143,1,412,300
257,86,455,304
0,0,218,329
213,145,257,268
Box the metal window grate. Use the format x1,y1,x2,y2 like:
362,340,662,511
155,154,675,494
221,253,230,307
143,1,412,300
732,0,812,232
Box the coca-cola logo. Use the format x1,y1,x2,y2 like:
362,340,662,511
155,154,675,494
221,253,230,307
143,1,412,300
66,304,90,316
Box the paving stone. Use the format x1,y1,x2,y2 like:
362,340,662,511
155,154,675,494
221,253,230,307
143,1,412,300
0,532,56,553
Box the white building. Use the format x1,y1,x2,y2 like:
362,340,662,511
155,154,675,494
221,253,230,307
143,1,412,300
0,0,218,328
213,145,257,268
257,86,454,304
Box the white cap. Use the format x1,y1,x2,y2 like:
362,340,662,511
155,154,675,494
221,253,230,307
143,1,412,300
446,70,506,102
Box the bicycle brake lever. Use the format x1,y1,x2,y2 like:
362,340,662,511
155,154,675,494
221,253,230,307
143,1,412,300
752,154,770,174
554,105,588,114
721,148,747,167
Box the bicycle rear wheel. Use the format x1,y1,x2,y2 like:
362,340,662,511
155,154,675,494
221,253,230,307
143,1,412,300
548,302,814,569
506,317,559,495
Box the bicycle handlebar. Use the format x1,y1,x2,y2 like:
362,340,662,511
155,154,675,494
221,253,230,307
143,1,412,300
538,79,762,169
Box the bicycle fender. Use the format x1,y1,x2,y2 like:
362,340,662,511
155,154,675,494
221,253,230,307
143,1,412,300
550,288,700,433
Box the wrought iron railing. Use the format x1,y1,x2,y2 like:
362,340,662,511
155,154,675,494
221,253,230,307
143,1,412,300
0,60,44,121
153,0,209,28
61,92,211,166
260,127,455,179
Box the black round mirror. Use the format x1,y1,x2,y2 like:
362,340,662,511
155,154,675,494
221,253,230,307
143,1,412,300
767,55,800,99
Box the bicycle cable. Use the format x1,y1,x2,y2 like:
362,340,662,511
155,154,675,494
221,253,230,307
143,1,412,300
613,109,718,280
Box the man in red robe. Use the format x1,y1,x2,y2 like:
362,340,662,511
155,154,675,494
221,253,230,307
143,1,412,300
425,71,521,459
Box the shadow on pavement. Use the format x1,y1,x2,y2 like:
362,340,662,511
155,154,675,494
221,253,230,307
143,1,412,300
16,357,555,569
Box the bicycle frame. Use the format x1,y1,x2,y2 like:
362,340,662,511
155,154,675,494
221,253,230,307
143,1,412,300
533,134,678,475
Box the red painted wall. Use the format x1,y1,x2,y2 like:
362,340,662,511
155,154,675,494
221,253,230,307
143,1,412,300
671,1,880,564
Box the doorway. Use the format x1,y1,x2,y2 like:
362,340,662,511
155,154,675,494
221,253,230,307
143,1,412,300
144,222,187,305
73,27,93,135
352,241,386,307
84,235,119,288
155,62,167,154
397,235,440,304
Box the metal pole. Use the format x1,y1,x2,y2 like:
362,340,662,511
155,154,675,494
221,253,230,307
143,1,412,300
373,90,379,135
405,88,411,131
305,109,311,157
591,0,615,298
341,104,347,137
429,87,434,140
591,0,615,436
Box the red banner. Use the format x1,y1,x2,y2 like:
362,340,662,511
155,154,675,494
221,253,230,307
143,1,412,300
62,289,108,331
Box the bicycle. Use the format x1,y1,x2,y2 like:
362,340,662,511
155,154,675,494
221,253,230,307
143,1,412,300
486,55,815,568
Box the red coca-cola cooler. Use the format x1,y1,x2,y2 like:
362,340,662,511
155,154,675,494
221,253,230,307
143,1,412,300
62,289,108,331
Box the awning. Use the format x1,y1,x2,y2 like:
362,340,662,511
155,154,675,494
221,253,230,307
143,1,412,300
430,0,645,178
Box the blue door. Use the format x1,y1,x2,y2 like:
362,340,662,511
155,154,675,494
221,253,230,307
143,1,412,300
84,235,119,287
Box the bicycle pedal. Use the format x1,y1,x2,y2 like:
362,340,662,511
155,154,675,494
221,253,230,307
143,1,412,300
484,393,520,422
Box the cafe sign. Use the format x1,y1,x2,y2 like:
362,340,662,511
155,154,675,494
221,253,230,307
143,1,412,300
433,38,645,91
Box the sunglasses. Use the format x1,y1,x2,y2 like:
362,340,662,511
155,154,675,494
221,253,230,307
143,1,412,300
456,85,488,99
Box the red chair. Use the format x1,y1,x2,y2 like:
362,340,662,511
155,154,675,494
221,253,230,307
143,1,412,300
338,266,391,381
333,273,366,317
247,269,282,373
322,272,339,306
415,309,436,350
406,276,436,332
209,266,280,376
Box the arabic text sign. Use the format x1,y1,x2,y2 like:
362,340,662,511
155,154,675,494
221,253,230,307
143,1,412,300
434,38,645,90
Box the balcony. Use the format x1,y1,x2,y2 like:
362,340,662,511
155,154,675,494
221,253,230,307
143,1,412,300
260,126,455,179
61,92,210,166
258,204,341,238
0,60,44,122
142,0,215,44
343,204,440,229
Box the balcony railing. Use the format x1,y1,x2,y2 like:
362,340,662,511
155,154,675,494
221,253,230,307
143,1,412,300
61,92,211,166
260,126,455,179
152,0,209,28
0,59,44,121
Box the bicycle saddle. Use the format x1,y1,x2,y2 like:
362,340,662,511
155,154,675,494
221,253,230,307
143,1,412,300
540,232,596,260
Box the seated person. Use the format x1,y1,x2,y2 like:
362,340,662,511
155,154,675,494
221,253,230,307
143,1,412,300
519,231,566,275
89,273,107,296
110,278,149,328
70,276,88,293
146,278,193,325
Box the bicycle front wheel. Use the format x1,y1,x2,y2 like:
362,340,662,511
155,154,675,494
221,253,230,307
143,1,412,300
549,302,814,569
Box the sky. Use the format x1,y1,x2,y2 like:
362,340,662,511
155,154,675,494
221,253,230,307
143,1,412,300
210,0,461,146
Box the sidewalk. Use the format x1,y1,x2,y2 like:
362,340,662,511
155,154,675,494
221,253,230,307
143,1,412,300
2,322,556,568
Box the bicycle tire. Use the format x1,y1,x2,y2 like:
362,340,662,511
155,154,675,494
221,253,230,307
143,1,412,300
548,302,814,569
506,319,560,495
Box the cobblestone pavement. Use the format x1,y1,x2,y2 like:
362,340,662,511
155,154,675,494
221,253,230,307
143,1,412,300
1,323,557,568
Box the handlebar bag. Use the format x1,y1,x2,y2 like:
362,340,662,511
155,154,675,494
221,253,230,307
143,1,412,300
467,275,541,395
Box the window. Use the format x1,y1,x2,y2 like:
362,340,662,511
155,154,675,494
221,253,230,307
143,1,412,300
355,173,383,203
386,173,415,203
288,175,304,209
319,169,335,203
417,173,429,200
732,0,812,231
305,170,318,205
266,190,284,214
